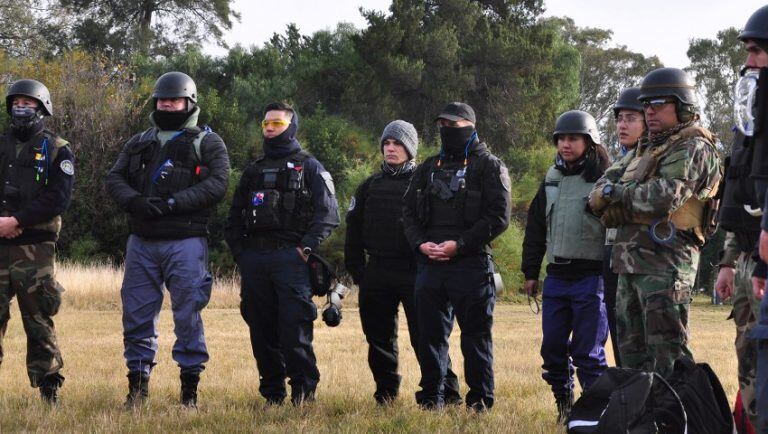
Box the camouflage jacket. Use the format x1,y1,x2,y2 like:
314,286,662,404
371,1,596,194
592,125,721,277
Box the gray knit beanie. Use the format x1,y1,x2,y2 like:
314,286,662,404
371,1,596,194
380,120,418,159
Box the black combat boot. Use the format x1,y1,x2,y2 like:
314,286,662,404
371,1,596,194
180,372,200,408
39,373,64,404
555,392,574,425
124,371,150,407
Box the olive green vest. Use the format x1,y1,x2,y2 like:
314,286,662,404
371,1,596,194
544,166,605,263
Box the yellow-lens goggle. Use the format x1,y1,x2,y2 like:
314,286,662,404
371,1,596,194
261,119,290,129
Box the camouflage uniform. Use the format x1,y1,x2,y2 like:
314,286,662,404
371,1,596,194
721,232,760,426
0,242,63,386
592,123,721,377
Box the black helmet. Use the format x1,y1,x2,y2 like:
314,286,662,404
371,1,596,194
638,67,697,106
613,87,643,118
740,5,768,42
553,110,601,145
6,79,52,116
152,71,197,103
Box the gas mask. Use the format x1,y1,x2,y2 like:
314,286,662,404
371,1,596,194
735,68,761,136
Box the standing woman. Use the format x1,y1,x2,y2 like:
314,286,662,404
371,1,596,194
521,110,610,424
604,87,645,367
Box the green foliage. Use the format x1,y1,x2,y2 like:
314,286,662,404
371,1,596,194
687,28,744,152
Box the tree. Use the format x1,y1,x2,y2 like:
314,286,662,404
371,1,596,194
552,17,662,149
0,0,65,56
687,27,744,151
58,0,240,57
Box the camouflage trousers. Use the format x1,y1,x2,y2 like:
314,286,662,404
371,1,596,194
616,272,693,378
732,253,760,427
0,242,64,387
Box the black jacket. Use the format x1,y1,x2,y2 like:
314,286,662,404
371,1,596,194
105,128,230,239
402,141,510,260
224,143,340,258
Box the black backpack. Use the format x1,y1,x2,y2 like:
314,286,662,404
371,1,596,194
666,357,733,434
567,367,687,434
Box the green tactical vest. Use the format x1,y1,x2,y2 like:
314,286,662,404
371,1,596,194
544,166,605,264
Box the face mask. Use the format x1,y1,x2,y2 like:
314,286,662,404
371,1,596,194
264,117,298,146
10,106,43,130
439,126,476,156
734,68,760,136
154,110,190,131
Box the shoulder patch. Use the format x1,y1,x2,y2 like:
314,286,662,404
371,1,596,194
60,159,75,176
347,196,356,212
321,171,335,195
500,165,511,192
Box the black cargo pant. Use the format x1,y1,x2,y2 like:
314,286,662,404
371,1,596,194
414,254,495,409
359,257,461,403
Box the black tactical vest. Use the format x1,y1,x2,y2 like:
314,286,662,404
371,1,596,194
125,127,212,239
719,132,761,250
418,157,485,244
244,150,313,234
0,130,63,223
362,172,413,258
126,127,205,200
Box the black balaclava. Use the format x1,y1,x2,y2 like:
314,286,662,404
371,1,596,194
263,112,301,159
439,125,476,160
10,106,45,142
152,98,193,131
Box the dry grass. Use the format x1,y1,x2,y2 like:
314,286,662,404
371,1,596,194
0,264,738,433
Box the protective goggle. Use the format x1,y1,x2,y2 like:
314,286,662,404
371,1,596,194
261,118,290,129
734,68,760,136
641,98,675,110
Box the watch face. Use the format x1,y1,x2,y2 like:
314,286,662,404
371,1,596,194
602,185,613,196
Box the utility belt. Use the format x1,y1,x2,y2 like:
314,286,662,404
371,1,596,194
628,197,709,244
244,236,296,251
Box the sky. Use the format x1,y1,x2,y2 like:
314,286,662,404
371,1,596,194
205,0,765,67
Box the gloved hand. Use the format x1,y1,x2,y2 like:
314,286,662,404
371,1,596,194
601,204,627,228
588,188,609,215
129,196,172,219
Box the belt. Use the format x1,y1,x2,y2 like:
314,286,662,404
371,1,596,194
245,237,295,250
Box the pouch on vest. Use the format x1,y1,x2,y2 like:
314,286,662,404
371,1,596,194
246,190,282,231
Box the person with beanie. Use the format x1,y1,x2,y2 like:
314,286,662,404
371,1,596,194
345,120,462,405
225,101,340,406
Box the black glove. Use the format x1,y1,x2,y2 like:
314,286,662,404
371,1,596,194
128,197,171,219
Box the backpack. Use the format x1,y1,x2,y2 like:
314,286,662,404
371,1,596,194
567,367,687,434
666,357,734,434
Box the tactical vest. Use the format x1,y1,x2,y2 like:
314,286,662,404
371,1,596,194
418,157,486,245
620,126,721,244
125,127,212,239
243,151,313,234
719,132,761,249
0,130,68,234
362,172,412,258
544,166,604,263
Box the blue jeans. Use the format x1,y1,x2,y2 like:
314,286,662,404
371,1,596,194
541,275,608,396
121,235,212,376
238,247,319,402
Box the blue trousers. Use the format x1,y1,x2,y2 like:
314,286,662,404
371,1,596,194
121,235,212,376
414,255,495,409
238,247,319,403
541,275,608,396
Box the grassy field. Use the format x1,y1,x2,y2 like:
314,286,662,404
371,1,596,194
0,263,739,433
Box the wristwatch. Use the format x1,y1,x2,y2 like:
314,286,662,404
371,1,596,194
601,184,614,199
302,246,312,256
167,197,176,211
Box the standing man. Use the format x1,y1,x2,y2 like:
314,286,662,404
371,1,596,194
522,110,610,423
735,5,768,431
589,68,722,378
402,102,511,412
604,87,645,367
344,120,461,405
0,79,74,403
105,71,230,408
225,102,339,406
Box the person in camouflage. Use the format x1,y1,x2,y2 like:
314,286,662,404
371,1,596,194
0,79,75,403
588,67,722,378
